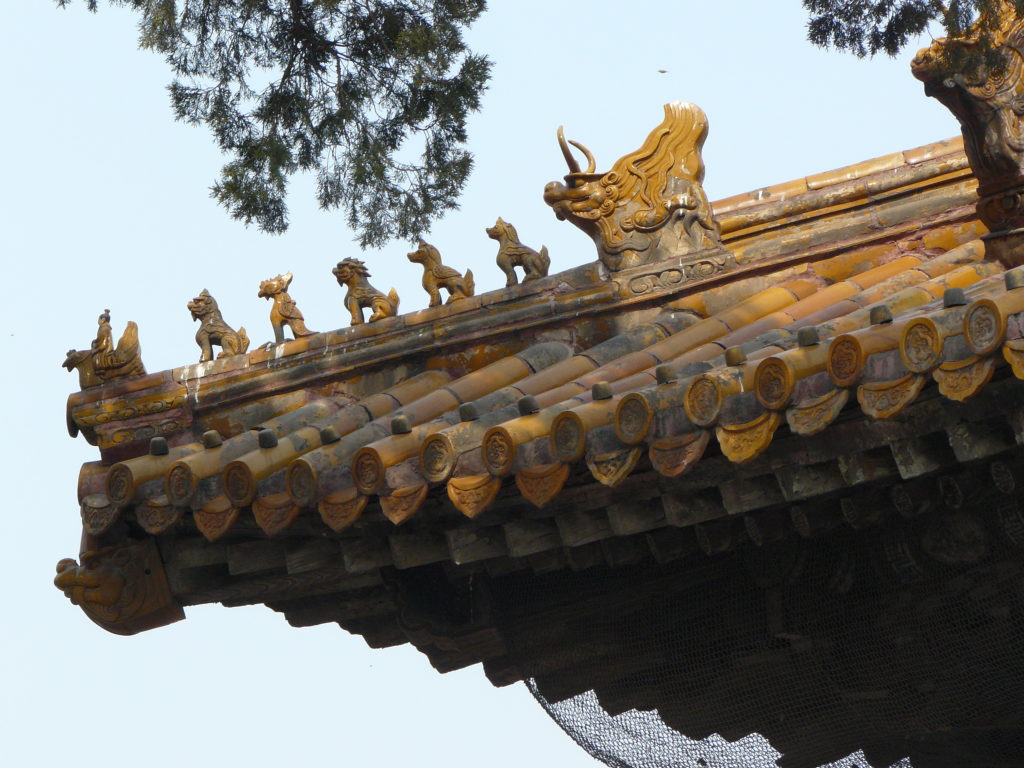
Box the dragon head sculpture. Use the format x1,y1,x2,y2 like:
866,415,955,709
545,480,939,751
543,102,721,271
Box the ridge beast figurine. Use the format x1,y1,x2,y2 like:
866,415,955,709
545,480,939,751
407,239,475,306
258,271,317,343
486,217,550,286
187,289,250,362
333,257,400,325
544,101,721,271
62,308,146,389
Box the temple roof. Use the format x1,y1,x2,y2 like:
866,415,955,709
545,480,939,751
50,4,1024,764
56,114,1024,763
62,129,1018,624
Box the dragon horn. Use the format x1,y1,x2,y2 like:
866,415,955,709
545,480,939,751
557,126,581,174
569,139,596,174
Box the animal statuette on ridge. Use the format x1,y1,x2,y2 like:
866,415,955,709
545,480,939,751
486,218,550,286
333,257,400,325
407,239,475,306
62,308,146,389
258,271,317,343
187,289,250,362
543,101,722,271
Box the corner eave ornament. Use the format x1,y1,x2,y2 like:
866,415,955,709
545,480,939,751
912,1,1024,266
62,309,146,389
54,539,184,636
544,101,722,271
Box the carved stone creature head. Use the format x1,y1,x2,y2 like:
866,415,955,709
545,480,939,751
543,102,721,271
258,271,294,299
485,217,517,242
407,239,441,265
333,257,371,286
187,289,219,321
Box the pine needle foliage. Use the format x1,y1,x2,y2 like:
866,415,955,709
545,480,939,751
56,0,491,247
804,0,1024,62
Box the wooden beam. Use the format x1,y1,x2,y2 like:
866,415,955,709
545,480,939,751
838,447,899,486
446,526,508,564
662,489,724,526
227,540,287,576
503,518,561,558
285,538,341,574
340,536,393,573
946,418,1015,462
388,531,450,570
555,509,612,548
775,461,845,502
606,498,666,535
719,474,784,515
890,433,956,479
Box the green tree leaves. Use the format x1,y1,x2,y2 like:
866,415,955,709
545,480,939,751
804,0,1024,58
58,0,490,247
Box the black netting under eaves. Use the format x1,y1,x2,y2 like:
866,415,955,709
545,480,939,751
490,493,1024,768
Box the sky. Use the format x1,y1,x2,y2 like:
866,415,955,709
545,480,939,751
0,2,959,767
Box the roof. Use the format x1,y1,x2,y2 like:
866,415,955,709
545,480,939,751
54,6,1024,762
55,126,1024,764
61,126,1013,604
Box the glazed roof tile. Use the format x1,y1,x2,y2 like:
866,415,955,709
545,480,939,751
63,133,1024,649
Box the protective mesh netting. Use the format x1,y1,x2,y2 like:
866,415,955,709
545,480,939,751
495,495,1024,768
526,682,911,768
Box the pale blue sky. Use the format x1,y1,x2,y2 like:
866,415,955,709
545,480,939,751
1,2,957,766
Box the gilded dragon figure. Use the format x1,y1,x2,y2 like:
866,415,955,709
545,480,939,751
543,101,722,271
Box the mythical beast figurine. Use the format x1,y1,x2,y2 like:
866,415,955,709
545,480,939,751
333,257,400,325
407,239,475,306
258,271,316,343
54,540,184,635
486,217,550,286
62,309,146,389
544,101,721,271
187,289,250,362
